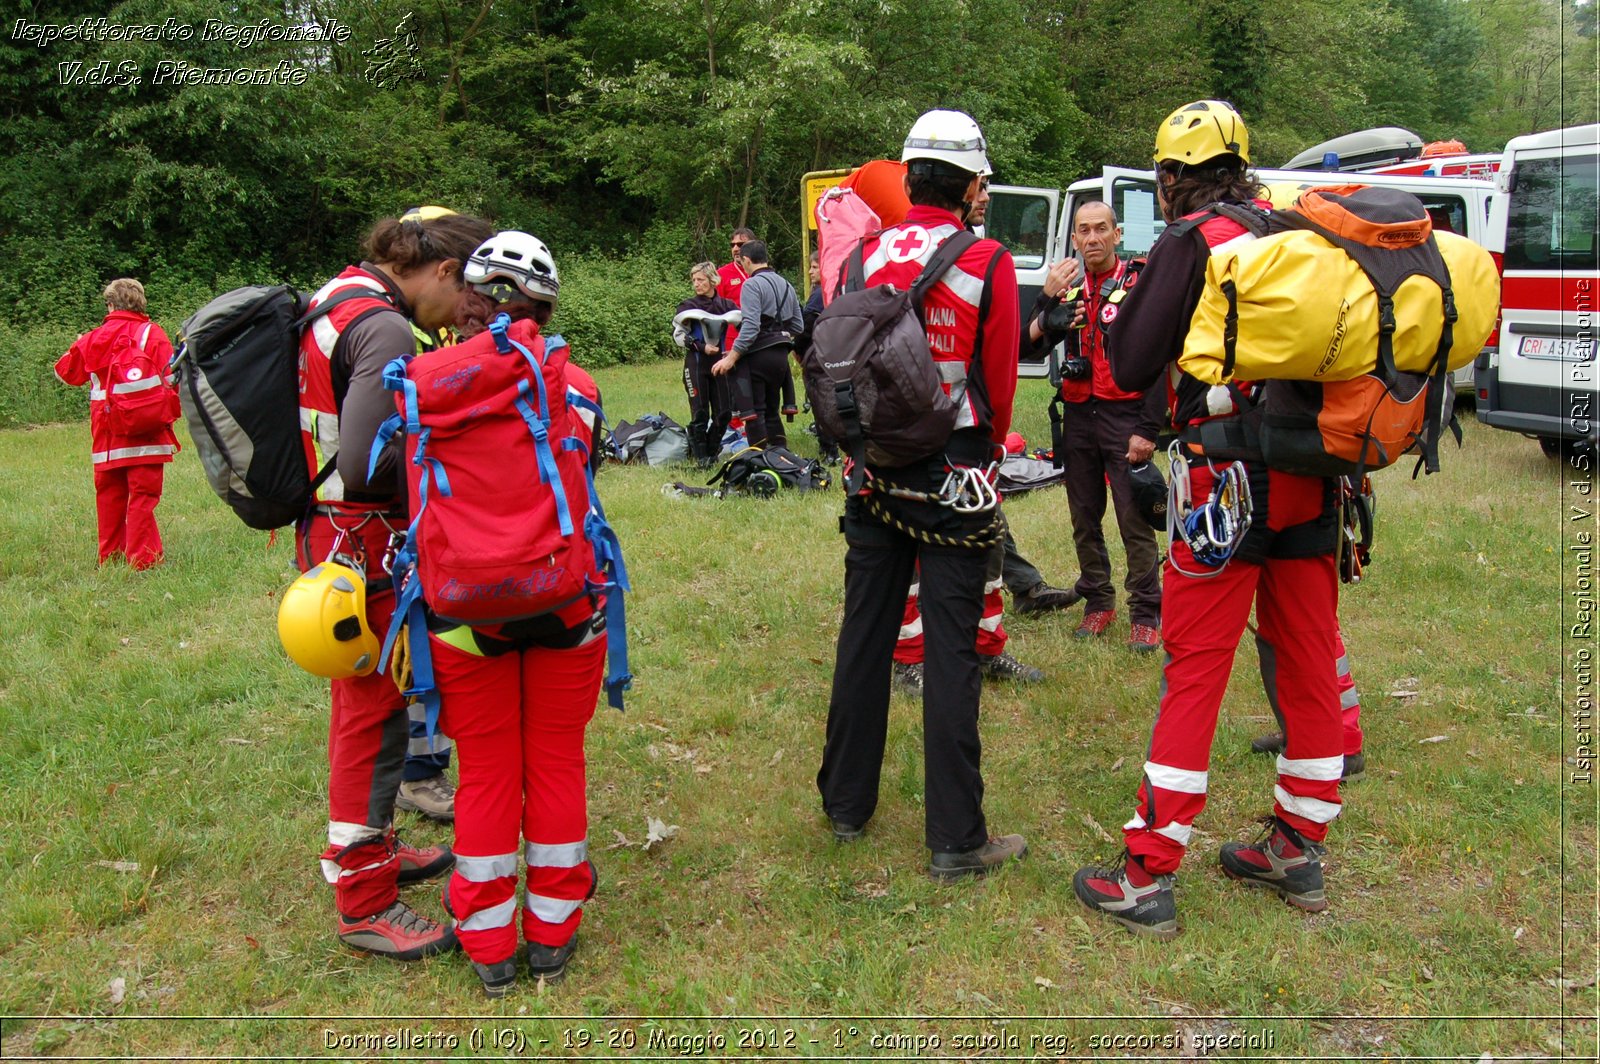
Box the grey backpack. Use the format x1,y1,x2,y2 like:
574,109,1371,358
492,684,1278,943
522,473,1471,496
800,231,979,492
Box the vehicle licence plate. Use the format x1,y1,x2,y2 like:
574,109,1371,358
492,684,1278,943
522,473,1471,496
1519,335,1595,360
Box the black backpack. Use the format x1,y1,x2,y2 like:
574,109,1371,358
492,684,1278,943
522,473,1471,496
171,284,394,530
707,445,831,496
800,231,979,492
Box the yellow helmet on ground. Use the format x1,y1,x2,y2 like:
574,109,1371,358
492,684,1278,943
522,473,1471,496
277,562,380,679
1155,100,1250,167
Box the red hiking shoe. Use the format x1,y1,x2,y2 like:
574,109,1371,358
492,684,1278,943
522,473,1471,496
1219,816,1329,912
1072,851,1178,940
1128,623,1161,653
396,837,454,885
337,900,458,960
1075,609,1115,639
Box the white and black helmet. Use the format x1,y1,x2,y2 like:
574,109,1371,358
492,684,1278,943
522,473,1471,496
465,230,560,307
902,109,992,177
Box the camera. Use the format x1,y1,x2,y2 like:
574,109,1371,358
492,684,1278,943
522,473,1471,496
1059,356,1090,380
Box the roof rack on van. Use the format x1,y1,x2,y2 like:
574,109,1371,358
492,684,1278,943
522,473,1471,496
1282,127,1423,172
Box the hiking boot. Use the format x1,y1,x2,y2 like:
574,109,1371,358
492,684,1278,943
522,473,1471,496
1128,623,1161,653
1075,609,1115,639
1218,816,1329,912
1250,731,1286,754
1341,751,1366,783
928,833,1028,881
980,652,1044,683
473,957,518,998
396,837,454,885
1072,851,1178,940
525,936,578,983
830,818,865,843
337,900,458,961
892,660,924,693
396,774,456,822
1012,581,1082,616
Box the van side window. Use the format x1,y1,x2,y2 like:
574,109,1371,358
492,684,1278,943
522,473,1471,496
1506,154,1600,271
986,193,1051,269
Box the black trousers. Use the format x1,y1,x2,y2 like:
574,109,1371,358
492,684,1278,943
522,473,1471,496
683,350,731,459
736,346,792,449
817,482,992,853
1061,397,1162,625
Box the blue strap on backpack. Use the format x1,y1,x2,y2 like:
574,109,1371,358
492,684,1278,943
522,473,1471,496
367,315,633,730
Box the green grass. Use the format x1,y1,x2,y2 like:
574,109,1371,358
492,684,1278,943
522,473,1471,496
0,364,1594,1059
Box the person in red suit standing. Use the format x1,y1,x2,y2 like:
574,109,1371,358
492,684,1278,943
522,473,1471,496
53,277,180,569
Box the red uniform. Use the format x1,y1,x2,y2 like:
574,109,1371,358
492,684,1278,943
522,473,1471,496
1106,203,1343,876
294,265,419,920
716,261,749,349
430,355,607,968
54,310,179,568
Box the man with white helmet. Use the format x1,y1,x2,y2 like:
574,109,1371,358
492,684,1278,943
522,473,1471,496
816,109,1027,881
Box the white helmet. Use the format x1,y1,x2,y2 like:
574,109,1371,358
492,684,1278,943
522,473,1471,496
901,109,991,177
465,230,560,307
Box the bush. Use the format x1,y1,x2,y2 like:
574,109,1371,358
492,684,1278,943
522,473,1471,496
556,252,689,369
1,324,86,429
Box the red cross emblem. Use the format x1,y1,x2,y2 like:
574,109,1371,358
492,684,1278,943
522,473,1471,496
885,225,931,263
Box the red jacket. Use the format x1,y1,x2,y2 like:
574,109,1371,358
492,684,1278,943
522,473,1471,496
716,261,749,347
1060,258,1145,404
858,205,1020,447
54,309,179,470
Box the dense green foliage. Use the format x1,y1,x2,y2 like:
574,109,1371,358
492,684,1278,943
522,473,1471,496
2,0,1596,379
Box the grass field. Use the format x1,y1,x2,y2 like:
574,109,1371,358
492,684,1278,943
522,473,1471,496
0,362,1594,1060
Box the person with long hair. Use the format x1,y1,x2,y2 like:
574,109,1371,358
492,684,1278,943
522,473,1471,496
294,210,493,960
1074,101,1344,938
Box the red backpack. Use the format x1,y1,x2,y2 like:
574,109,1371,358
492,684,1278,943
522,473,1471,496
373,315,632,716
105,323,180,436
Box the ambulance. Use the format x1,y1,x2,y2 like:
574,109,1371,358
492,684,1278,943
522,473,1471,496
1473,123,1599,456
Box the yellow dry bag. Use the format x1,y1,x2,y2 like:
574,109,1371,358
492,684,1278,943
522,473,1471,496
1179,185,1499,386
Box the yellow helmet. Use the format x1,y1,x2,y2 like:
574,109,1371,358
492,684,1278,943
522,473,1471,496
1155,100,1250,167
277,562,380,679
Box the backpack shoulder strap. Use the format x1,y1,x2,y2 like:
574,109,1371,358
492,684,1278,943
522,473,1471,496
908,230,980,313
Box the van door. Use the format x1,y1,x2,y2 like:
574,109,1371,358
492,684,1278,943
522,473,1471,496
986,184,1059,372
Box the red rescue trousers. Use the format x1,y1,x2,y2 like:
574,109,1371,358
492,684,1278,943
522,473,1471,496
299,513,410,919
1125,466,1342,876
94,464,164,568
433,622,605,966
895,537,1008,663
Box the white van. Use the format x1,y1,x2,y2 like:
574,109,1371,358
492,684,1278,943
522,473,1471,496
989,167,1496,383
1475,123,1599,456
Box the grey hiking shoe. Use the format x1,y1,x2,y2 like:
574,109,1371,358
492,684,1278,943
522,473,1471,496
1013,581,1082,616
929,833,1028,881
1341,751,1366,783
396,774,456,822
892,660,924,693
829,818,865,843
1250,731,1285,754
473,957,518,998
1073,851,1178,940
525,936,578,983
980,652,1044,683
1219,816,1329,912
